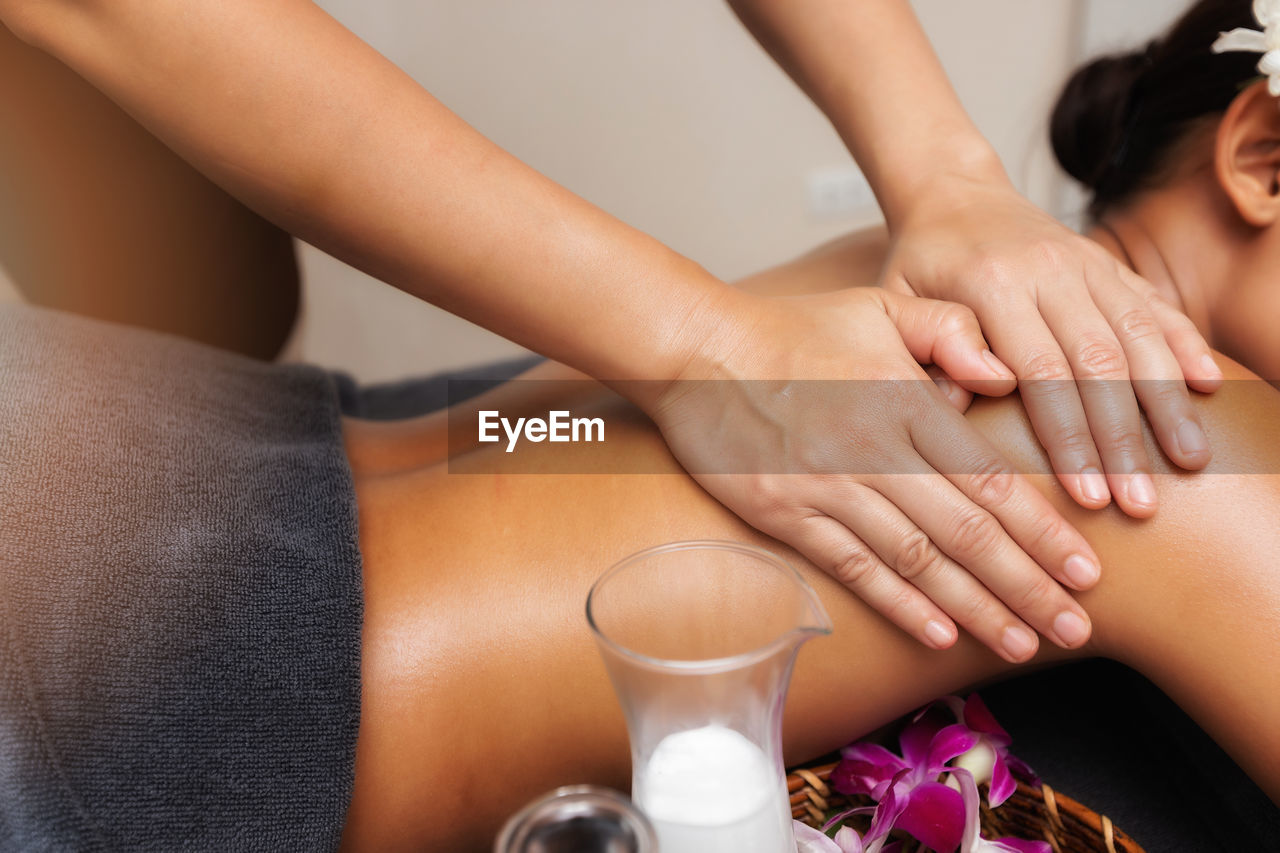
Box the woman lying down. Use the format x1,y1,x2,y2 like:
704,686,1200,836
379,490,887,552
2,0,1279,850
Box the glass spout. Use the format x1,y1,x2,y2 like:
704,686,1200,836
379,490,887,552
587,540,832,853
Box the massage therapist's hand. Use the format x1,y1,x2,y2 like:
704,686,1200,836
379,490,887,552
724,0,1220,517
644,287,1100,662
882,172,1224,518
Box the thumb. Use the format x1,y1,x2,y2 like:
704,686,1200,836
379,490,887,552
924,364,974,412
879,291,1016,396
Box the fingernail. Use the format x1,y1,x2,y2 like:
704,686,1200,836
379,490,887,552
1001,626,1037,661
1175,419,1209,458
1053,611,1091,647
924,620,956,649
933,375,957,398
1128,472,1157,509
982,349,1013,379
1063,554,1100,588
1200,353,1223,380
1079,467,1110,506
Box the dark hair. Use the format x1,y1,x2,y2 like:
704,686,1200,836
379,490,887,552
1051,0,1262,220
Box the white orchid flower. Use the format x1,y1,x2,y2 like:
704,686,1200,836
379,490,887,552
1213,0,1280,96
1257,0,1280,28
793,820,864,853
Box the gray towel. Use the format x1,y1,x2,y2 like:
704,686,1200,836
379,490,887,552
333,355,546,420
0,304,363,851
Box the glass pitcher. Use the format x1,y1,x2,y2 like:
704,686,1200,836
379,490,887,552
586,540,832,853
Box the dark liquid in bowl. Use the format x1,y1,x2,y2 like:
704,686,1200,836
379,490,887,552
522,814,643,853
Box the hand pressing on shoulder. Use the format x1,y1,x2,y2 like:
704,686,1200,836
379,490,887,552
882,170,1222,518
638,286,1100,663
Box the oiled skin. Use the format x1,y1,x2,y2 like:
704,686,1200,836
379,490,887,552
1,18,1276,853
341,241,1280,849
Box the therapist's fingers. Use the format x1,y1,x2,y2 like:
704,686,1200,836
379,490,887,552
834,487,1041,659
1085,272,1212,472
902,398,1099,645
880,290,1016,395
786,506,959,651
1117,265,1223,393
1036,287,1157,517
979,301,1112,511
924,364,974,412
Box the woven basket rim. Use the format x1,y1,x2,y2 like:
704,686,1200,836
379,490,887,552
786,758,1146,853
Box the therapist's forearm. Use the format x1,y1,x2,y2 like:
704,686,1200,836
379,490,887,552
727,0,1008,226
0,0,731,385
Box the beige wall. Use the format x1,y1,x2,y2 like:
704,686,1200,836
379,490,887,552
1,0,1193,381
292,0,1085,381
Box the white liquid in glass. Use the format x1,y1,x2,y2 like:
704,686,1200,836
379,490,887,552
637,724,794,853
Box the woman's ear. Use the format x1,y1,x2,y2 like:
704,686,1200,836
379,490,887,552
1216,79,1280,227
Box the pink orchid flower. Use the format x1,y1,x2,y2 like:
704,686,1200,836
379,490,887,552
797,767,915,853
822,693,1042,852
939,694,1039,808
829,704,977,851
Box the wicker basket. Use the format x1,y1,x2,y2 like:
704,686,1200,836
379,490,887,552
787,759,1145,853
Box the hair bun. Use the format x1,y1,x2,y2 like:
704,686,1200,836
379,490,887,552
1051,48,1152,193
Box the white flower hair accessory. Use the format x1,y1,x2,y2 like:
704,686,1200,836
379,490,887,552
1213,0,1280,95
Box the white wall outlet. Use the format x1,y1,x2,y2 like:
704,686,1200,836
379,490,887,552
806,165,876,219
